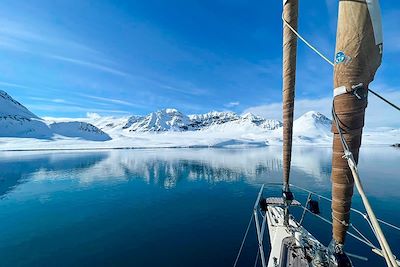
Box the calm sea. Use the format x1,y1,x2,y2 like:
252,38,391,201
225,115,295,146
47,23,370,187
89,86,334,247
0,147,398,267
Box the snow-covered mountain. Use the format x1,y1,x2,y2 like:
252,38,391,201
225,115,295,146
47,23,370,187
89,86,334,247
293,111,331,140
0,90,110,141
241,113,283,130
0,90,52,138
49,121,111,141
123,109,191,132
0,89,397,150
269,111,332,144
85,109,282,133
188,111,282,131
189,111,240,129
78,109,283,134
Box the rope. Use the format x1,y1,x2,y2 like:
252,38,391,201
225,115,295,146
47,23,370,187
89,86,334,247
349,223,375,248
253,249,260,267
282,14,334,67
368,88,400,111
299,203,379,250
299,193,311,225
378,218,400,232
289,183,400,233
282,14,400,113
233,212,255,267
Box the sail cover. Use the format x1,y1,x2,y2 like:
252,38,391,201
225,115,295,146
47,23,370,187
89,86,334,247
282,0,298,190
331,0,382,244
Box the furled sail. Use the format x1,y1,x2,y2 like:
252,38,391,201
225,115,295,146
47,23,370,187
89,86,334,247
331,0,383,245
282,0,298,192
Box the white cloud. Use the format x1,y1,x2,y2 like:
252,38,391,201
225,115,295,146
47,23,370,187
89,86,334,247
225,101,240,108
86,112,101,119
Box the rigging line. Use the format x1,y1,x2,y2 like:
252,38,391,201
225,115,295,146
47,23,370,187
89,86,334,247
378,218,400,232
282,14,334,66
299,193,312,225
233,212,255,267
254,249,260,267
368,88,400,111
299,204,379,250
282,14,400,113
349,223,376,248
289,183,400,232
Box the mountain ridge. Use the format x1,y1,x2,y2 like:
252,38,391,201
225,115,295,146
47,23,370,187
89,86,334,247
0,89,332,139
0,90,110,141
2,89,397,150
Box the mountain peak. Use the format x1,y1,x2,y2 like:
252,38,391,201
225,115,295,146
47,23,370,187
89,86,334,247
0,90,112,140
123,108,190,132
0,89,39,119
297,111,331,126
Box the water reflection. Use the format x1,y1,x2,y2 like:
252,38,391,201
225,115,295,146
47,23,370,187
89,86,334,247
0,146,397,196
0,147,398,267
0,151,108,197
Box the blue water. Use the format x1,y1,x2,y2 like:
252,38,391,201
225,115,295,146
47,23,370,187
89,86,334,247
0,147,399,267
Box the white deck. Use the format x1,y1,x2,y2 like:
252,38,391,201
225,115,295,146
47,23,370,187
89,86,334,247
265,206,329,267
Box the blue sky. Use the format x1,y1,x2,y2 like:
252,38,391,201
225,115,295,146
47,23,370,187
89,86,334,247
0,0,399,127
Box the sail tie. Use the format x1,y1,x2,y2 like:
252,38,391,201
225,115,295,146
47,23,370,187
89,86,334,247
334,83,366,99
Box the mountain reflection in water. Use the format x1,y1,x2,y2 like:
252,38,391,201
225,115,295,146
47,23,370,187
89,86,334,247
0,147,398,267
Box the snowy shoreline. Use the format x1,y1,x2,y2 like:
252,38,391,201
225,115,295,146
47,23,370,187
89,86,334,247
0,136,396,152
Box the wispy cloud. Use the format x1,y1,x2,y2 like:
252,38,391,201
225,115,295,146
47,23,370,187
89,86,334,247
225,101,240,108
47,55,128,77
0,19,127,77
0,81,31,89
0,19,104,56
78,93,145,108
27,104,130,115
28,96,72,104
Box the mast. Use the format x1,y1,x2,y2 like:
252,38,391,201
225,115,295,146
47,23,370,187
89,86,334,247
331,0,383,251
282,0,298,194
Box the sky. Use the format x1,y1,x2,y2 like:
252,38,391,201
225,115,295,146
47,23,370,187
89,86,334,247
0,0,399,128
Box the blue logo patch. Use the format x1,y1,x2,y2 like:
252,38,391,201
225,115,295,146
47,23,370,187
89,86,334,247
335,51,346,64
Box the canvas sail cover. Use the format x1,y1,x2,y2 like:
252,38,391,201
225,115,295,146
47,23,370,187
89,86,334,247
282,0,298,189
331,0,382,244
